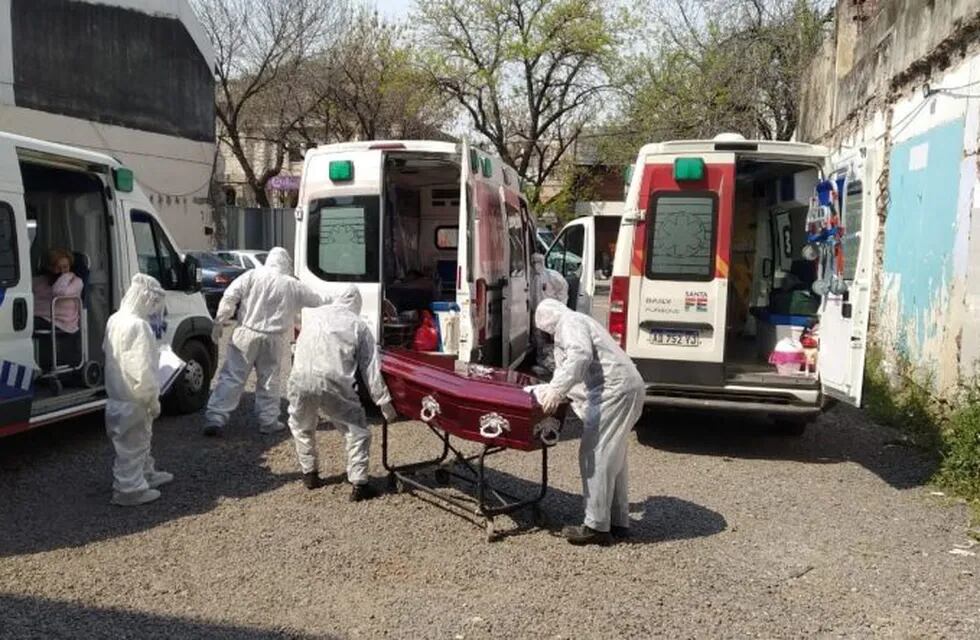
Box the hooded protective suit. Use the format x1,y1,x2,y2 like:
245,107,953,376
532,299,644,533
205,247,325,433
103,273,169,504
530,254,569,371
286,284,395,484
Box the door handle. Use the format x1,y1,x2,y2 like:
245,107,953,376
12,298,27,331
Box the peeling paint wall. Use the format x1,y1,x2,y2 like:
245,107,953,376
802,0,980,395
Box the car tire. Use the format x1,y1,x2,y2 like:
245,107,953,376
164,339,213,415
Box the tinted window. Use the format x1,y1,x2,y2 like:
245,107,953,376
189,252,229,268
506,204,525,277
255,253,268,264
131,210,180,289
547,224,583,278
0,202,19,287
645,194,717,281
307,196,379,282
842,181,862,281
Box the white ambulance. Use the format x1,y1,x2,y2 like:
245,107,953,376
547,134,875,432
293,141,536,367
0,132,216,437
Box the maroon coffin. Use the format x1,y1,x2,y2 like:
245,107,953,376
380,348,565,451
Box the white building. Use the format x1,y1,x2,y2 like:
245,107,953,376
0,0,216,250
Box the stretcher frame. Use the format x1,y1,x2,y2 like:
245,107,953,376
381,419,549,541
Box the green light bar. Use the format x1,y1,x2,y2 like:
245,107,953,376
113,167,134,193
481,157,493,178
329,160,353,182
674,157,705,181
469,149,479,173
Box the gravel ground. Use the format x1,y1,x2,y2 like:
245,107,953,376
1,343,978,638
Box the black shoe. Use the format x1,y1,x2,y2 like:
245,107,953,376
562,524,613,546
350,483,379,502
302,472,321,490
202,424,223,438
610,525,631,539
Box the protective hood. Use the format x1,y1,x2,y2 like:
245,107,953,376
331,284,362,315
531,253,546,275
535,298,567,335
120,273,165,320
264,247,293,276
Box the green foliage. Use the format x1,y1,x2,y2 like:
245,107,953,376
596,0,831,165
864,346,980,511
414,0,630,206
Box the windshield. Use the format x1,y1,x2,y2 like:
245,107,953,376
190,251,231,268
537,229,555,247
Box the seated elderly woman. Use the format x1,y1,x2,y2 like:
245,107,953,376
33,247,84,370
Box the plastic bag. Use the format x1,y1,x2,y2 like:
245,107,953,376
769,337,805,375
413,310,439,352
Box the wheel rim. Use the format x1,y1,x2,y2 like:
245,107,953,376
184,359,205,393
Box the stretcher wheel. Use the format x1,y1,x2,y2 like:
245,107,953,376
82,361,103,388
485,519,497,542
434,467,451,486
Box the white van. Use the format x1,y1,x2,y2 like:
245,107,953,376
547,134,875,430
0,132,216,437
294,140,535,367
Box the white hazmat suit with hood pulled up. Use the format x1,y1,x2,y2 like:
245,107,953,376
530,253,569,373
103,273,172,506
204,247,325,436
530,299,644,545
286,284,396,500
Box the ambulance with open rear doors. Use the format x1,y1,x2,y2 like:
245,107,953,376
547,134,875,432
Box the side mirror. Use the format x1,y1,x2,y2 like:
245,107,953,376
181,254,202,293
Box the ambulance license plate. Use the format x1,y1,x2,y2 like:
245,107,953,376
648,329,700,347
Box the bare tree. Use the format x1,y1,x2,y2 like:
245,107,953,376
600,0,830,163
296,9,451,145
194,0,347,207
415,0,625,209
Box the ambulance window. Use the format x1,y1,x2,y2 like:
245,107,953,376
0,202,18,287
131,210,180,289
435,226,458,250
842,181,863,281
646,194,717,281
506,203,525,277
307,195,380,283
547,224,584,278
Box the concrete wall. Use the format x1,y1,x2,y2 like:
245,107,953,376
801,0,980,393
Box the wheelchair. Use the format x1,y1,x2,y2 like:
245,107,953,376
33,252,104,395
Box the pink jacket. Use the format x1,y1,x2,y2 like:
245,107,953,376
33,273,83,333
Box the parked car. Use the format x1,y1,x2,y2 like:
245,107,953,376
186,251,246,316
217,249,268,270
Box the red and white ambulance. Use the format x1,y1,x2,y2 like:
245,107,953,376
547,134,875,432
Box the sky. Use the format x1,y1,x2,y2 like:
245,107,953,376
373,0,414,21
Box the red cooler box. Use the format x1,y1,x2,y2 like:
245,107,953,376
380,348,564,451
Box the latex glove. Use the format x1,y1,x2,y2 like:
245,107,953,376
380,402,399,423
150,399,161,419
211,322,223,343
526,385,561,415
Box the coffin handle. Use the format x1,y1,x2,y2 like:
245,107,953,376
420,396,441,423
535,418,561,446
479,413,511,439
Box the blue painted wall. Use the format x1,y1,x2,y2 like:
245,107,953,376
884,118,965,352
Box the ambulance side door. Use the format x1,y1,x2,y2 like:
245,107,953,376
817,154,876,406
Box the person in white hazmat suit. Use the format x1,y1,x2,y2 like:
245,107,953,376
527,299,645,545
286,284,398,501
103,273,173,506
204,247,325,437
530,253,568,375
